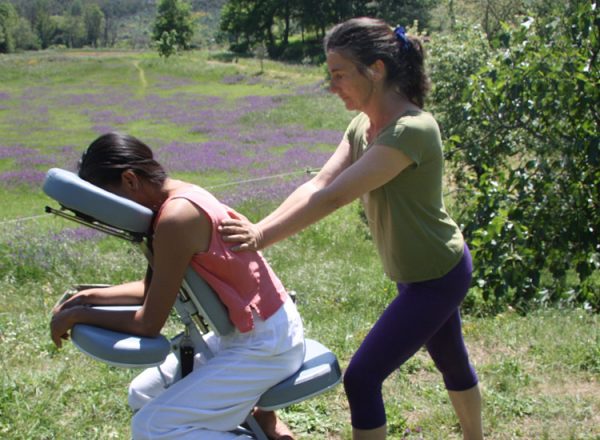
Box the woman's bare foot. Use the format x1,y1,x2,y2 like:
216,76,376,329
252,408,295,440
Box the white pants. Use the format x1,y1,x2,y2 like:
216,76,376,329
129,297,305,440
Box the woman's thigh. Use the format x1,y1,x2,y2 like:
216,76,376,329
128,333,221,411
131,340,304,438
348,284,462,380
348,247,472,381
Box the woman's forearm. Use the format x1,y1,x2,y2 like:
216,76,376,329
73,280,146,306
258,144,414,248
258,184,350,248
261,180,320,225
63,306,158,337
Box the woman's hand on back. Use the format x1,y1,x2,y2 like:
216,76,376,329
218,214,263,252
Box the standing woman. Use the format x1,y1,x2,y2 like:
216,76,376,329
219,17,483,440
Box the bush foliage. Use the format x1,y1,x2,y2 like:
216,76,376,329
429,0,599,312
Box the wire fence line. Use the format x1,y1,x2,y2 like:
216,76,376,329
0,167,320,227
205,167,319,190
0,213,52,225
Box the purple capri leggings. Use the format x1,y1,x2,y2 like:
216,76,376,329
343,244,478,430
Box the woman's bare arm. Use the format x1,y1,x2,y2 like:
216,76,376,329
260,138,353,225
54,281,146,313
51,199,209,346
220,143,413,251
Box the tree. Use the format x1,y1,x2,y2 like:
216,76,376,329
61,0,85,48
0,1,18,53
98,0,130,47
13,16,40,50
33,0,55,49
440,0,599,311
156,29,178,57
83,4,104,47
153,0,194,56
63,13,85,48
220,0,277,53
372,0,437,30
69,0,83,17
279,0,292,47
220,0,374,56
432,0,568,37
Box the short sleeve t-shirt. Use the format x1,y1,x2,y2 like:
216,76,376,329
344,111,464,283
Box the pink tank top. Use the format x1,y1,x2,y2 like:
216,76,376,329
154,186,287,333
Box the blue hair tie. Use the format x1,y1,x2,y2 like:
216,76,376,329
394,26,410,51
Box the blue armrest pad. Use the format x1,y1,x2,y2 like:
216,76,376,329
71,306,171,368
43,168,153,234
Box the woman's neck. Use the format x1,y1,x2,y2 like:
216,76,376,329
145,178,189,211
163,178,193,199
365,92,419,138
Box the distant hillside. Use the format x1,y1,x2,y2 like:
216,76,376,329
3,0,226,50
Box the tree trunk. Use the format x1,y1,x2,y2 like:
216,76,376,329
449,0,456,30
282,1,290,47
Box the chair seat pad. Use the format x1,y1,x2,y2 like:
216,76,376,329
257,338,342,410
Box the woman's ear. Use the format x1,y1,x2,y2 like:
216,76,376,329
121,169,139,191
369,59,386,82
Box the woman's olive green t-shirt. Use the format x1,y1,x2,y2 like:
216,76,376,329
344,111,464,283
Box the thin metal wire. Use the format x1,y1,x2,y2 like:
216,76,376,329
0,167,320,226
205,167,318,190
0,213,51,224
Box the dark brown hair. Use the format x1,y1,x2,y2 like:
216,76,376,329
78,132,167,188
324,17,430,108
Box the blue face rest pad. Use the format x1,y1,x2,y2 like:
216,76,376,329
43,168,154,235
44,169,166,366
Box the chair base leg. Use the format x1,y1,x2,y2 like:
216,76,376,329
241,414,269,440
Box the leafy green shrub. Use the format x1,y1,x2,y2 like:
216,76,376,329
442,1,599,312
427,22,491,179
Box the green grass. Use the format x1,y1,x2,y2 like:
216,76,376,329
1,206,598,439
0,51,598,440
240,92,352,131
0,189,50,221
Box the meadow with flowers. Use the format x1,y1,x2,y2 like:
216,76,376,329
0,50,598,439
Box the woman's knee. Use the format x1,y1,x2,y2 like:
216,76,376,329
343,358,377,398
127,361,175,410
442,362,479,391
128,382,151,411
131,403,174,440
429,352,478,391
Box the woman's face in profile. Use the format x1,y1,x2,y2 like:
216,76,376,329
326,51,375,111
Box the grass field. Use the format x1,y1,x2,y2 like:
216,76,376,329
0,50,598,439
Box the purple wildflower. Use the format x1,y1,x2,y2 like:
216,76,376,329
221,74,246,84
0,169,46,187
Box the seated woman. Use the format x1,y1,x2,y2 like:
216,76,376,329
50,132,304,440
